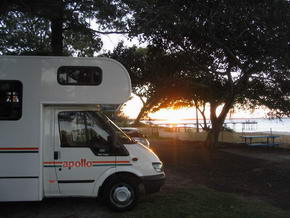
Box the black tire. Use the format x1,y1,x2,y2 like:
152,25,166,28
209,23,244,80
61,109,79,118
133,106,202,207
103,176,139,211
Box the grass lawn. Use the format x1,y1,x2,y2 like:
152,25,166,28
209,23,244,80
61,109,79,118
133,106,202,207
111,186,289,218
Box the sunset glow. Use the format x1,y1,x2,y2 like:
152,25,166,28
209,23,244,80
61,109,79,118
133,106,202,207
121,95,268,123
148,108,196,122
121,96,196,122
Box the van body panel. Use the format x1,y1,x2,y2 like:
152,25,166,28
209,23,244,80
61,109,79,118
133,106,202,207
0,178,39,201
0,153,39,177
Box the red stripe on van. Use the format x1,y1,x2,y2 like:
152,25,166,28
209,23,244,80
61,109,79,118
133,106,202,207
92,161,130,164
116,161,130,163
0,147,38,150
92,161,115,164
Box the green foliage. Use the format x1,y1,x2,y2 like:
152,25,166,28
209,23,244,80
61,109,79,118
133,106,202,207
120,0,290,109
0,11,51,55
0,0,120,56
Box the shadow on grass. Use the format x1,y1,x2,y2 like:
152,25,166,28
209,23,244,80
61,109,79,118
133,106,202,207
121,186,290,218
0,186,289,218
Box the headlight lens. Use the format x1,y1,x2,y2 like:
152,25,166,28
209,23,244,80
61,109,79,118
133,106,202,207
152,162,163,172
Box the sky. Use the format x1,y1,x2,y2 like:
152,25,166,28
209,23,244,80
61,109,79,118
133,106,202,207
98,33,143,54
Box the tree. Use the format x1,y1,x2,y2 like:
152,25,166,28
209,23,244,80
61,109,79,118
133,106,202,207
0,11,52,55
0,0,123,55
105,43,190,125
115,0,290,147
104,44,152,124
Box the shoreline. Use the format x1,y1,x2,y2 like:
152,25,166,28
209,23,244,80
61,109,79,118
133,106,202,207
142,117,290,134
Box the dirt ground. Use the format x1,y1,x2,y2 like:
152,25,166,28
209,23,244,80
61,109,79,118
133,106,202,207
150,139,290,210
1,139,290,217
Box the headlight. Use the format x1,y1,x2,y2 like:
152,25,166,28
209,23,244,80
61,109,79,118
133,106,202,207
152,162,163,172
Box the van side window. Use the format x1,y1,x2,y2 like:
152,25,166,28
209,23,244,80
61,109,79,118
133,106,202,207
57,66,102,85
0,80,22,120
58,111,111,149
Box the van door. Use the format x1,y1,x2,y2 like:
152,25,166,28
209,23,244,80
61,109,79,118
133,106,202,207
43,106,60,196
46,108,117,196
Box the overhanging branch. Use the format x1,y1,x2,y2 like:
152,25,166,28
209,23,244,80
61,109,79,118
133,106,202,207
208,35,243,69
92,30,129,34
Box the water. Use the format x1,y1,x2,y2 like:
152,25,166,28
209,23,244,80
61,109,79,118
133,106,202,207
226,118,290,133
147,118,290,133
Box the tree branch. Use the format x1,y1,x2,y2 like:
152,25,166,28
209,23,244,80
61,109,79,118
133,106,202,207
208,35,243,69
92,29,129,34
135,93,146,105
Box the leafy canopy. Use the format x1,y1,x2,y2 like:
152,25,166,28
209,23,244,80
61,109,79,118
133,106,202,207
0,0,126,55
116,0,290,115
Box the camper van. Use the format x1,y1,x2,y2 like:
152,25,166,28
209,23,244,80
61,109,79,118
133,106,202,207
0,56,165,211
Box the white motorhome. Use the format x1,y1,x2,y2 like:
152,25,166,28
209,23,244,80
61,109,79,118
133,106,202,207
0,56,165,211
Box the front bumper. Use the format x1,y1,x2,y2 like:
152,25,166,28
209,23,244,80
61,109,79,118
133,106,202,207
141,173,165,194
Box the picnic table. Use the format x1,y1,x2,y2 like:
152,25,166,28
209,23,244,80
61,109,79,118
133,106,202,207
241,135,280,147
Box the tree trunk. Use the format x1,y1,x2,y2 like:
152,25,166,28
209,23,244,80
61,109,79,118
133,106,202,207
195,105,199,132
133,105,147,126
200,110,208,130
196,103,208,130
205,100,234,149
51,17,63,56
206,119,223,149
133,96,156,126
50,1,64,56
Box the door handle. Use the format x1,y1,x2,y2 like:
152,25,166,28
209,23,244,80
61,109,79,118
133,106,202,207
54,151,60,160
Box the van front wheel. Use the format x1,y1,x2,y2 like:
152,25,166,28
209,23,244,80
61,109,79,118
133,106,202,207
103,177,139,211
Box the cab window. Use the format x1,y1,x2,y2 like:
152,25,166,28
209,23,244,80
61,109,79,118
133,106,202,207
58,111,111,150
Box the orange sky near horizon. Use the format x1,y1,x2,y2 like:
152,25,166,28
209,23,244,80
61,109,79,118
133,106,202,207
121,95,269,122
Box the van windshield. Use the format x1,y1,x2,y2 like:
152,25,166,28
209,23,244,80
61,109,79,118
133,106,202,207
91,111,134,144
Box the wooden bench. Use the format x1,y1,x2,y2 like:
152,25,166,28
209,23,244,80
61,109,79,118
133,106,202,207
241,135,280,147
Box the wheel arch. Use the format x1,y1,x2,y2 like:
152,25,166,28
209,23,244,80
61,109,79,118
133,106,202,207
93,167,143,196
97,171,142,197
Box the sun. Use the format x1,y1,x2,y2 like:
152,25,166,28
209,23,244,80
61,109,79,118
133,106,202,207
148,108,196,123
